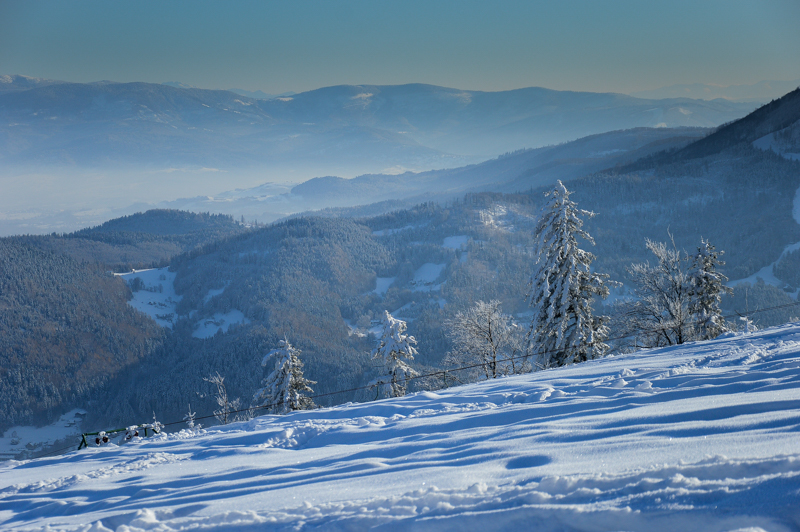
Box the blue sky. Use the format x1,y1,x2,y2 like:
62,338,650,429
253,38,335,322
1,0,799,94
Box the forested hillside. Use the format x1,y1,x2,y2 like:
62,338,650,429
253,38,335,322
0,240,164,432
15,210,247,271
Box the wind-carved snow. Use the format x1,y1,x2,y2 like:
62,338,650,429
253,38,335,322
412,263,446,291
4,324,800,530
116,268,182,328
192,310,251,339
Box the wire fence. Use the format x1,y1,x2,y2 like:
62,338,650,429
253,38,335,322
31,300,800,460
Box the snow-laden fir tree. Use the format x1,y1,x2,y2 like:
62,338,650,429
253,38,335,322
253,338,316,414
370,311,419,398
527,181,611,367
690,238,732,340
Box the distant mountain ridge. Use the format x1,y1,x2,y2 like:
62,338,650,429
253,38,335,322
158,126,709,221
631,79,800,102
0,75,756,171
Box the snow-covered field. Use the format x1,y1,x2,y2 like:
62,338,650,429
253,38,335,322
3,324,800,531
192,310,251,339
0,411,86,461
116,268,182,328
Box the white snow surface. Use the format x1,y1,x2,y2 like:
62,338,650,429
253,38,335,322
116,268,181,328
412,263,446,292
4,324,800,530
192,310,251,339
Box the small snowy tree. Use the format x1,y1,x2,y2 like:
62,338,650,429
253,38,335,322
370,311,419,398
183,404,199,429
254,338,316,414
204,372,241,425
690,238,732,340
445,300,525,380
527,181,611,368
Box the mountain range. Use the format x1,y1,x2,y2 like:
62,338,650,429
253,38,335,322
1,74,756,172
631,78,800,102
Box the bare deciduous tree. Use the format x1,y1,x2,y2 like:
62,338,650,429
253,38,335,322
444,300,525,381
204,372,241,425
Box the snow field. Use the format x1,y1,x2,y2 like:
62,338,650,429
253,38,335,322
2,324,800,530
191,310,251,339
412,263,446,291
118,269,250,338
115,268,181,328
0,410,86,461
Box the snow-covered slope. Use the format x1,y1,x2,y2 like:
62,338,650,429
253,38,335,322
3,324,800,530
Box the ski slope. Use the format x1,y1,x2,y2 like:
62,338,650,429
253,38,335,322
2,324,800,530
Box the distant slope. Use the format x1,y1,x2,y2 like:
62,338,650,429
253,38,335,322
631,78,800,102
573,87,800,282
160,127,709,221
667,87,800,161
17,210,248,271
258,83,753,156
0,79,454,170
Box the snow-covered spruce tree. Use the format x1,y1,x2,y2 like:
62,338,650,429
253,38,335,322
619,238,695,348
253,338,316,414
527,180,611,368
690,238,732,340
370,311,419,399
444,300,525,380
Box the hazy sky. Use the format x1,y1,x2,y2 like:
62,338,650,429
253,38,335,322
1,0,799,94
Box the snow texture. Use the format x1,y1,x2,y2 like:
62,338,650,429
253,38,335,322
116,268,182,328
3,323,800,530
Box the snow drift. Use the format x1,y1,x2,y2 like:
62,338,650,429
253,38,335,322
2,323,800,531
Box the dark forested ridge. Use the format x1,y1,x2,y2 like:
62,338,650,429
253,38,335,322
0,210,245,433
14,210,247,271
0,239,164,431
